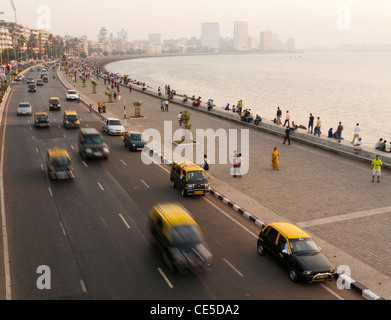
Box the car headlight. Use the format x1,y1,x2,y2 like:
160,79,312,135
103,147,110,153
66,120,69,124
185,184,194,189
86,148,93,153
76,120,80,124
303,271,312,275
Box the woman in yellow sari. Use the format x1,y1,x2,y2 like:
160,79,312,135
271,147,280,170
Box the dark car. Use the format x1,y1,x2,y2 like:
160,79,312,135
123,131,147,151
34,112,50,127
49,97,61,111
78,128,110,160
257,222,335,282
43,75,49,83
47,148,75,180
28,84,36,92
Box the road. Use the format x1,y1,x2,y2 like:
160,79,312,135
0,69,362,300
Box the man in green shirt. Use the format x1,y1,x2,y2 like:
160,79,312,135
371,155,383,183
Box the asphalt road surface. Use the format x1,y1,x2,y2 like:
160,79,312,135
0,69,362,301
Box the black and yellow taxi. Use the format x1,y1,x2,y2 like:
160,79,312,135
49,97,61,111
170,161,210,197
149,203,212,273
46,148,75,180
63,110,80,129
34,111,50,128
257,222,335,282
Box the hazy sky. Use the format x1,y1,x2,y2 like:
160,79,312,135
1,0,390,47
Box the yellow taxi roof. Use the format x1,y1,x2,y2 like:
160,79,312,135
64,110,77,115
269,222,310,239
35,111,48,115
49,97,60,100
48,148,70,158
156,203,197,226
175,160,205,172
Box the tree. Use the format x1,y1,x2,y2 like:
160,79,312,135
104,85,114,103
180,110,192,143
133,100,142,117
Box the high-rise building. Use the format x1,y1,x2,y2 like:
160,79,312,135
200,22,220,49
259,30,273,51
234,21,248,50
117,28,128,42
148,33,161,45
98,27,108,42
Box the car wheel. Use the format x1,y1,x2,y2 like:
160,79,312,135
257,242,265,256
181,188,187,197
171,180,176,188
289,268,299,282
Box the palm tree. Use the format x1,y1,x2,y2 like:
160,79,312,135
180,110,192,143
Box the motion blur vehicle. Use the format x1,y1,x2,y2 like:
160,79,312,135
170,161,210,197
15,75,25,81
28,84,36,92
34,112,50,128
149,203,212,273
29,67,35,72
26,77,35,84
123,131,147,151
43,75,49,83
17,102,32,116
78,128,110,160
36,79,43,86
49,97,61,111
63,110,80,128
257,222,335,283
46,148,75,180
102,118,125,136
66,89,79,101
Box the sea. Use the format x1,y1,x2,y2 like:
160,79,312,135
105,51,391,145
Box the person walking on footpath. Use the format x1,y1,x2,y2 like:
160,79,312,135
164,99,169,111
203,154,209,171
276,107,282,125
98,102,102,114
271,147,280,170
178,111,183,127
351,123,360,145
283,111,291,127
371,155,383,183
160,100,164,112
283,126,291,145
314,117,322,137
308,113,314,134
129,84,132,93
336,122,343,143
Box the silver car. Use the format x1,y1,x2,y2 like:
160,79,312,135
17,102,32,116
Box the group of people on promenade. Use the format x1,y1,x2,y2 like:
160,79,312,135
375,138,391,153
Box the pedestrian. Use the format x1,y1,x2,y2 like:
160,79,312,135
178,111,182,127
354,138,363,153
203,154,209,171
336,122,343,143
129,84,132,93
283,126,291,145
113,92,117,101
118,93,121,101
98,102,102,114
271,147,280,170
283,111,290,127
160,100,164,112
276,107,282,125
308,113,314,134
371,155,383,183
164,99,169,111
233,153,242,178
351,123,360,145
314,117,321,137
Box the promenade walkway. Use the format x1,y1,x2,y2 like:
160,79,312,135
58,69,391,300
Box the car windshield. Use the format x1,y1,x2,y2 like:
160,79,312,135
130,134,143,141
186,170,207,182
36,114,48,120
171,225,203,248
289,238,320,255
50,99,59,104
50,157,70,168
68,91,77,95
18,104,30,108
109,120,122,126
84,134,104,144
66,115,78,121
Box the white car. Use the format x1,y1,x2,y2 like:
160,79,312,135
102,118,125,136
66,89,79,101
17,102,32,116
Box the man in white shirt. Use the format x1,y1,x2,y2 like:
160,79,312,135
354,138,363,153
375,138,383,149
351,123,360,145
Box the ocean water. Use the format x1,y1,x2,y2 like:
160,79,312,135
106,52,391,145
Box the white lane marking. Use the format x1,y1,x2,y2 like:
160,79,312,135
97,182,104,191
223,258,244,277
70,145,74,150
82,161,88,168
119,213,131,229
48,187,53,197
41,164,44,171
140,180,150,188
320,283,344,300
59,221,67,236
80,279,87,293
157,268,174,289
35,147,39,153
120,159,127,166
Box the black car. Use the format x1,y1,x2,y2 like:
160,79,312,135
123,131,147,151
78,128,110,160
257,222,335,282
28,84,36,92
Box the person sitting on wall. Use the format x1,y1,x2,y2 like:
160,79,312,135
183,94,188,102
254,114,262,125
328,128,333,138
378,140,387,151
224,103,230,110
375,138,383,149
207,99,214,111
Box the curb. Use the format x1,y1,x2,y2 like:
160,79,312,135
58,70,385,301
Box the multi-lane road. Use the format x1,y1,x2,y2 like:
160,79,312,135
0,68,362,300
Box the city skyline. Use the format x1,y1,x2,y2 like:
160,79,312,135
0,0,391,48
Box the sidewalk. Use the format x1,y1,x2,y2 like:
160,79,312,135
58,69,390,300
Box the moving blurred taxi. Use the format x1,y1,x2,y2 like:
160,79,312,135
49,97,61,111
257,222,335,282
149,203,212,273
170,161,210,197
46,148,75,180
123,131,146,151
34,112,50,128
63,110,80,129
